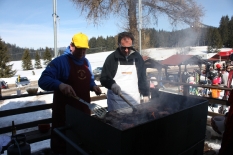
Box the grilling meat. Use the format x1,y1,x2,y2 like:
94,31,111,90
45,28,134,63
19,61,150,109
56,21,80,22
96,102,178,130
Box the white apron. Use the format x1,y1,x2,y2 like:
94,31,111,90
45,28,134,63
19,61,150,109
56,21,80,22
107,59,140,111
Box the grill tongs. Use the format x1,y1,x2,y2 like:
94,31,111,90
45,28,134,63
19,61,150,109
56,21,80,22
119,93,137,112
71,95,107,119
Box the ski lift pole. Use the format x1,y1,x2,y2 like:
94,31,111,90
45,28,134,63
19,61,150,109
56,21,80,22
53,0,58,57
138,0,142,55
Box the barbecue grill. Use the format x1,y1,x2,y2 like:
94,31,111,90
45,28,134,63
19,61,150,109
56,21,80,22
55,92,208,155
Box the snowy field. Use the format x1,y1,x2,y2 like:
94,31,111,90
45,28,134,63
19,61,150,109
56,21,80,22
0,46,231,154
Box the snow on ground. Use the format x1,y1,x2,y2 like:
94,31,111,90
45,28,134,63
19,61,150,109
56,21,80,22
85,51,114,72
1,46,230,154
0,94,53,154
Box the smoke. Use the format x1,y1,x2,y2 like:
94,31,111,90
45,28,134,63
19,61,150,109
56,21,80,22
180,28,198,47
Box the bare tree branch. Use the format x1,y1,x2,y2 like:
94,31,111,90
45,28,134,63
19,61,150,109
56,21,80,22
70,0,204,49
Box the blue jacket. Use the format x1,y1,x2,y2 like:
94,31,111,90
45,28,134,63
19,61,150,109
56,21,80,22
38,46,96,91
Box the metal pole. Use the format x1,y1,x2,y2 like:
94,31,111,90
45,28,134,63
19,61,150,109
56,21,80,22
138,0,142,55
53,0,58,57
54,126,89,155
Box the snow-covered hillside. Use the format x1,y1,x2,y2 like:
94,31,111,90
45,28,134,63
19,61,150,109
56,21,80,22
3,46,232,85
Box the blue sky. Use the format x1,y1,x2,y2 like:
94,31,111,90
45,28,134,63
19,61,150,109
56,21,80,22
0,0,232,49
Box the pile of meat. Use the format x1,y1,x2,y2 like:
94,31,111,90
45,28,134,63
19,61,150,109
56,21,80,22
102,102,176,130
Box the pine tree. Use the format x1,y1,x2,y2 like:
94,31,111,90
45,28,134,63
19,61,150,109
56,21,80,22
34,51,42,69
96,36,105,52
228,16,233,48
22,49,33,70
219,15,229,47
207,28,222,53
0,38,16,77
105,36,116,51
149,28,158,48
43,47,52,66
88,37,97,54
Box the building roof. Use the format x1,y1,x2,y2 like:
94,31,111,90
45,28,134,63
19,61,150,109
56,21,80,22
209,50,233,61
209,54,229,61
144,58,168,69
160,55,207,66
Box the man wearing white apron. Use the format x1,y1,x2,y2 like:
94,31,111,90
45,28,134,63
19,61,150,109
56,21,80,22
100,32,149,111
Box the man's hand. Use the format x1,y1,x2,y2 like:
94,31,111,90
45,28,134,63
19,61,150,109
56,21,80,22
93,86,102,95
143,96,149,103
111,83,121,95
59,83,76,97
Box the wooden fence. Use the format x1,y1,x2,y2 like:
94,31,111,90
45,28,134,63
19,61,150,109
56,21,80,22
0,91,106,154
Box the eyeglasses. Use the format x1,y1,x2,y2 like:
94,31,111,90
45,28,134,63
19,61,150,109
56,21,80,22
120,46,133,51
227,68,231,70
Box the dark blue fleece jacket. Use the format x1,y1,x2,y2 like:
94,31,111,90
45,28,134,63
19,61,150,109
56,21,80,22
38,46,96,91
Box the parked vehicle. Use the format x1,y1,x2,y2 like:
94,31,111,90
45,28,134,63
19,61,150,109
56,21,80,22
93,67,103,75
15,77,30,87
0,80,8,89
94,74,101,81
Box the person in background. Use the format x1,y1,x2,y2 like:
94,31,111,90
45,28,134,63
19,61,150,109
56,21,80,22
218,67,229,113
100,32,149,111
226,65,231,73
221,66,229,101
0,82,2,98
216,63,222,73
38,33,102,155
222,66,229,87
218,89,233,154
150,76,158,87
181,69,189,83
210,78,222,99
219,53,233,154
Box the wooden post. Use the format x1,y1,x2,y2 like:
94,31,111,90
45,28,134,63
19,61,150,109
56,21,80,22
178,65,182,92
165,68,168,80
158,68,162,82
178,65,182,82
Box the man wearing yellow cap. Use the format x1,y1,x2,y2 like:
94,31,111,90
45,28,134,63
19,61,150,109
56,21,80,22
39,33,102,154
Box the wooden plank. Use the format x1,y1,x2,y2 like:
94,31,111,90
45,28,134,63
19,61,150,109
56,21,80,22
182,95,227,106
0,118,52,134
0,87,103,101
91,95,107,101
157,80,232,91
208,111,224,117
0,91,54,100
25,129,51,144
0,104,52,117
206,98,227,105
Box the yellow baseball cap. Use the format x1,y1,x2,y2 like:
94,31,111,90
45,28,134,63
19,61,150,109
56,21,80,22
72,33,89,49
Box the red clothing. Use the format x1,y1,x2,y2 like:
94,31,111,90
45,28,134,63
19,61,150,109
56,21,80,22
212,77,221,85
51,57,91,154
225,70,233,97
219,90,233,154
